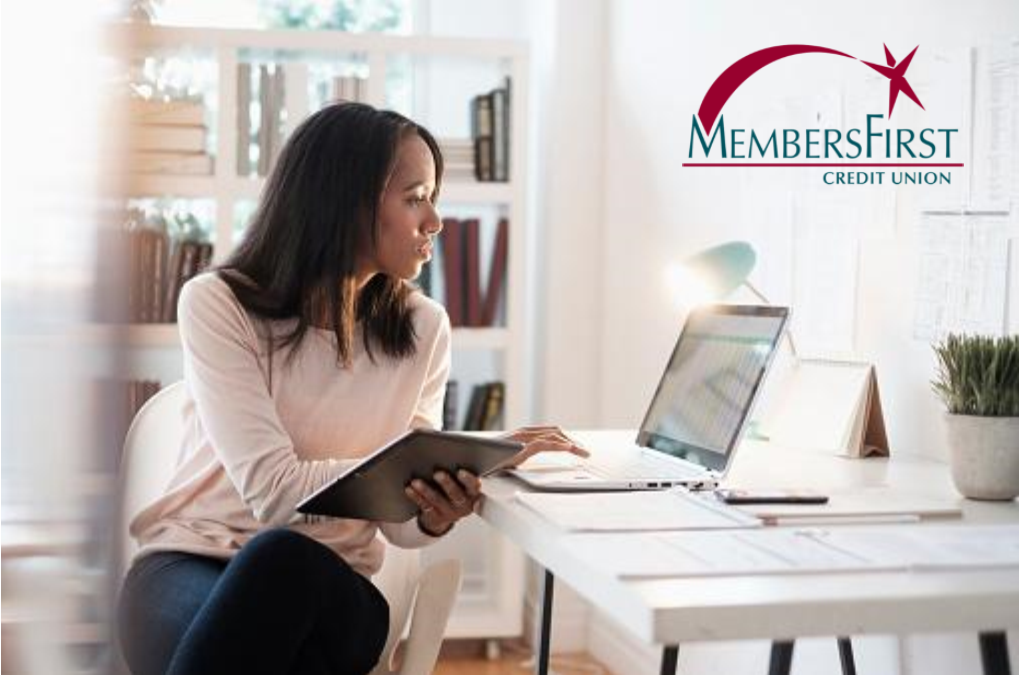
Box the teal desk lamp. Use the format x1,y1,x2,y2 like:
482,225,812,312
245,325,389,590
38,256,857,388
681,241,759,299
670,240,797,355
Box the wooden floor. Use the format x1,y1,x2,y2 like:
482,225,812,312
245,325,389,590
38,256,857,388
430,640,616,675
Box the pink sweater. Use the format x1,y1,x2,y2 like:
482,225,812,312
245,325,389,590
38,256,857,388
130,273,451,577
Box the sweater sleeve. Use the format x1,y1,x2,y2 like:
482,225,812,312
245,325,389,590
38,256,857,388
379,301,453,548
178,275,355,527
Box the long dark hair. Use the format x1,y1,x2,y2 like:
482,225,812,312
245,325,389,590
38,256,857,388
216,102,444,371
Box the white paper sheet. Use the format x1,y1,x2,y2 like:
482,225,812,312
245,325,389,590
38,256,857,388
758,359,872,453
515,488,761,532
791,201,860,356
734,488,963,523
914,212,1012,339
569,525,1018,579
971,40,1019,211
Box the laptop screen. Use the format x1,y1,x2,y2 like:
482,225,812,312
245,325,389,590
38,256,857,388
636,305,788,472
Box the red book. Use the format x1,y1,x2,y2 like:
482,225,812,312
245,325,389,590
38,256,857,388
482,218,509,326
440,218,463,326
463,218,482,326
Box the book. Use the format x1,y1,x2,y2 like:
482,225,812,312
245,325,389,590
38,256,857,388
332,75,367,103
237,62,252,176
257,65,274,177
480,381,505,431
758,358,889,458
440,217,464,326
281,62,308,140
463,383,489,431
443,380,459,431
474,137,493,182
491,86,509,181
482,218,509,326
148,228,168,322
132,124,206,153
269,65,286,170
129,98,205,126
161,240,187,322
128,228,170,323
472,94,494,181
463,218,482,326
132,152,214,175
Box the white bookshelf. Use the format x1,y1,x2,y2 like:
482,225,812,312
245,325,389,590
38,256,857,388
108,23,529,641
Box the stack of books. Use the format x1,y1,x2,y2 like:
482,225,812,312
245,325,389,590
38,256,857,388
328,74,368,103
443,380,505,431
439,138,476,182
471,78,511,182
129,98,213,175
423,217,508,327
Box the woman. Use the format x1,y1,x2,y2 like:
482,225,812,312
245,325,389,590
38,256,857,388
118,102,587,675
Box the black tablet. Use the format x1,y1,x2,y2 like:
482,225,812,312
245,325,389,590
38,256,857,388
296,429,523,522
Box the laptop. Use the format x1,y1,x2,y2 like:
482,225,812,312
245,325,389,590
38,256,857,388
509,304,789,492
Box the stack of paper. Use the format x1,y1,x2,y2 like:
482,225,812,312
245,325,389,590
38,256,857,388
515,488,761,532
566,525,1018,579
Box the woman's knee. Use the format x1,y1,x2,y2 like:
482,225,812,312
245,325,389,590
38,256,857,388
239,529,338,571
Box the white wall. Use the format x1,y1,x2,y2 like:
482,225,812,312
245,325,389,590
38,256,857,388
587,1,1018,673
599,0,1018,450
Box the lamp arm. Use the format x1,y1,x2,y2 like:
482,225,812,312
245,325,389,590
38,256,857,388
742,279,771,304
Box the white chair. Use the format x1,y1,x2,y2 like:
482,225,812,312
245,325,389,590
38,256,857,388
119,381,462,675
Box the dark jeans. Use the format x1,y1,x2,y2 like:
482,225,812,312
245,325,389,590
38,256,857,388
118,529,390,675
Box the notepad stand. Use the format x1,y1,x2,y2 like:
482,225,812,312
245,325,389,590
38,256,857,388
756,358,890,458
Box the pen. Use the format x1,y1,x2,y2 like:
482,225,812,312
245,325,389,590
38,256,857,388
765,514,923,527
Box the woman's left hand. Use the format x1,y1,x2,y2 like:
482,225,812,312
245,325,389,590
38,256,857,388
500,425,590,467
405,469,481,537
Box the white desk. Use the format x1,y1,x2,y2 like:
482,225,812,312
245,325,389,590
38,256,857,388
477,430,1019,675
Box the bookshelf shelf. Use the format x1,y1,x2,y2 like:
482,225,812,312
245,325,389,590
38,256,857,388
84,324,510,351
110,23,530,643
442,182,515,204
125,175,514,204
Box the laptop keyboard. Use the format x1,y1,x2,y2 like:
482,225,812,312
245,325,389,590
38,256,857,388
583,455,705,481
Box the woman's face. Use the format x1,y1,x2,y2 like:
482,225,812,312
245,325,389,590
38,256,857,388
368,134,442,281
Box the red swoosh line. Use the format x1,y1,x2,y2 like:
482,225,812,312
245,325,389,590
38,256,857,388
697,44,924,133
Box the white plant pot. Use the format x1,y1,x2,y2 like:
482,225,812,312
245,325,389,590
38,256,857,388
943,413,1019,501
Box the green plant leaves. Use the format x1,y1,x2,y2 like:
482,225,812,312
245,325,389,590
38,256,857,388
932,334,1019,417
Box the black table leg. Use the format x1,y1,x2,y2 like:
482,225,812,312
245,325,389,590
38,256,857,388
534,569,555,675
837,637,857,675
979,632,1012,675
660,645,679,675
769,640,795,675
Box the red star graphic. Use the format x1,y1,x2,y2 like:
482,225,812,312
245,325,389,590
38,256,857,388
861,44,925,118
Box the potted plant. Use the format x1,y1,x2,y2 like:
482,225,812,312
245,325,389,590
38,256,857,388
932,334,1018,500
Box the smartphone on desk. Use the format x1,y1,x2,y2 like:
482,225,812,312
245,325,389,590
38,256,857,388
715,489,829,505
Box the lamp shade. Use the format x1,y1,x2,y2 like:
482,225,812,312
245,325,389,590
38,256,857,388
681,241,757,299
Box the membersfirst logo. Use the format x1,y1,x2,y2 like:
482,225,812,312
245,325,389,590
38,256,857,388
685,44,963,185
